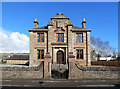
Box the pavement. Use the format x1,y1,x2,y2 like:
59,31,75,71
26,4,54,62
1,79,120,88
0,64,28,67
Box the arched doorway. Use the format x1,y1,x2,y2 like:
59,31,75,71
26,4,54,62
57,50,65,64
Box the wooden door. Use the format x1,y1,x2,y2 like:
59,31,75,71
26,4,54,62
57,51,64,64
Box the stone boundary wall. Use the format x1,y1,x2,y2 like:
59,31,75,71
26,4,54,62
1,61,120,80
1,62,44,79
71,61,120,80
6,60,28,65
91,61,120,66
75,61,120,71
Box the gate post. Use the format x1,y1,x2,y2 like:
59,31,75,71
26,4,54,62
68,52,76,79
44,52,52,79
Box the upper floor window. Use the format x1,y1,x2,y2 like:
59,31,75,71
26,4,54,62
38,33,44,42
57,33,64,42
37,49,44,60
76,49,83,59
76,33,83,42
56,21,63,28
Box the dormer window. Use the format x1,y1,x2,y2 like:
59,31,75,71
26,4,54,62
56,21,63,28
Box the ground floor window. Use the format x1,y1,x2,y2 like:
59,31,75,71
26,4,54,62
37,49,44,60
76,49,83,59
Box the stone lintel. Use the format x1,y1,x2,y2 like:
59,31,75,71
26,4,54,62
51,43,67,45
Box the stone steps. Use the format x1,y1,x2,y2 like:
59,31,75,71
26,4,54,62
52,64,68,71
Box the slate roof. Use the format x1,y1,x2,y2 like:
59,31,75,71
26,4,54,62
8,55,29,60
36,26,48,29
36,26,82,29
72,26,82,29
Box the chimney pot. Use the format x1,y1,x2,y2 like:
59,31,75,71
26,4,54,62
34,18,39,28
82,18,86,28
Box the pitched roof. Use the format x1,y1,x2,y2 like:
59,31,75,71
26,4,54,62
36,26,82,29
72,26,82,29
8,55,29,60
51,13,69,19
36,26,48,29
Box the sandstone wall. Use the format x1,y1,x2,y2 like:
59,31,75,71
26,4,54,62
1,63,43,79
1,64,120,80
6,60,28,64
69,61,120,79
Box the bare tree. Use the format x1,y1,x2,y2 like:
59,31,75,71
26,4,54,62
90,37,96,61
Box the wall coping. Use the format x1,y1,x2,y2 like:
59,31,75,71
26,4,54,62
75,61,120,71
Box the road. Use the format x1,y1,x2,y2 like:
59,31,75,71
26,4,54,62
1,79,120,88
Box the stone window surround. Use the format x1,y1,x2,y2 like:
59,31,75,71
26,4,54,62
56,33,64,43
35,48,45,61
37,49,44,60
76,33,83,43
37,32,44,43
75,48,84,60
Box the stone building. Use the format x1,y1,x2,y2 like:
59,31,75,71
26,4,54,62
28,13,92,79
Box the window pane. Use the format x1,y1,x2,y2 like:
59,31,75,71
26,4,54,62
77,54,79,59
76,50,79,53
38,50,40,59
76,37,79,42
38,33,40,36
41,33,44,36
57,37,59,42
61,37,64,42
38,37,40,42
41,50,44,59
61,34,64,36
80,49,83,53
76,33,79,36
80,54,83,59
41,50,44,53
41,37,44,42
57,34,59,36
80,49,83,59
80,33,83,37
80,37,83,42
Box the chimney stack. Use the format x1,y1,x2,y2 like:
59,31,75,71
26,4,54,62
34,18,39,28
82,18,86,28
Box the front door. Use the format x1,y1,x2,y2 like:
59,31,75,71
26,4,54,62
57,51,64,64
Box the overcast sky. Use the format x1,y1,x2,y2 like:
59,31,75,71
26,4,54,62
1,2,118,53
